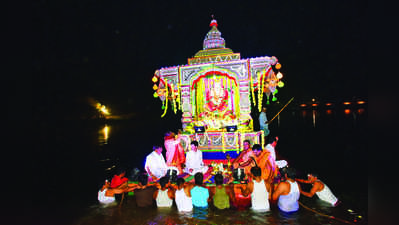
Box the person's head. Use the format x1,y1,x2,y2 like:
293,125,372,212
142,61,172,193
250,166,262,178
285,167,297,180
191,140,199,151
177,177,185,187
159,176,169,188
102,179,111,189
214,173,224,185
243,140,251,150
153,145,163,154
165,131,176,139
138,173,148,186
262,107,267,112
252,144,262,156
194,172,204,186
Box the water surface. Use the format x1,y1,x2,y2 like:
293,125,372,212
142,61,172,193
31,105,367,225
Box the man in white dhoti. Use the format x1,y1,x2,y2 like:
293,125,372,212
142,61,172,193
184,141,208,175
145,145,168,180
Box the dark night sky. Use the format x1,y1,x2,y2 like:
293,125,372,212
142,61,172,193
33,0,367,117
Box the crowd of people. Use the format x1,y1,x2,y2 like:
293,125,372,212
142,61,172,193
98,137,340,215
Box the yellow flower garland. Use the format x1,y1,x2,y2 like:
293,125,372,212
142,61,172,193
258,70,266,112
161,80,168,118
171,83,177,114
250,72,256,106
261,130,265,148
257,72,262,112
177,82,181,111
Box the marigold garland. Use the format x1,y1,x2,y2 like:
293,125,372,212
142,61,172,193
161,80,168,118
261,130,265,148
177,82,181,111
171,83,177,114
258,72,262,112
250,72,256,106
259,70,266,112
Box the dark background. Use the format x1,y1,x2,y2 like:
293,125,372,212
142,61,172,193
32,0,367,120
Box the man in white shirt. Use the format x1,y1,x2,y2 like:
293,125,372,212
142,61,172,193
265,136,288,170
145,145,168,180
296,173,339,206
184,141,208,175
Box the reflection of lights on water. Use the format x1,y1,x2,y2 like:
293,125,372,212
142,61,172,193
103,125,109,140
301,110,307,117
357,108,365,114
278,114,280,127
344,109,351,115
312,110,316,127
99,124,110,145
326,109,333,115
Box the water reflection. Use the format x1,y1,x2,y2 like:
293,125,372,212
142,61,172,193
99,124,110,145
312,110,317,127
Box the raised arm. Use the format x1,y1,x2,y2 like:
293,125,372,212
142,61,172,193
295,178,312,184
300,181,321,198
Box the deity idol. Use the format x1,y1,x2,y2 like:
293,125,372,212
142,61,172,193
205,80,228,113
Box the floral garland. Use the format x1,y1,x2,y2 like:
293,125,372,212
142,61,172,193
177,82,181,111
261,130,265,148
161,80,168,118
250,72,256,106
257,72,262,112
258,70,266,112
171,83,177,114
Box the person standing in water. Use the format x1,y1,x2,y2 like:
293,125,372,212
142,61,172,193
296,173,339,206
272,167,301,213
239,166,271,212
174,178,194,212
209,173,234,210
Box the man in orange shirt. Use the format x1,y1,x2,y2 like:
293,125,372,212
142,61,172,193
110,169,129,189
232,140,254,177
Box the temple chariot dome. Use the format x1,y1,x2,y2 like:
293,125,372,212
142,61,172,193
193,18,235,61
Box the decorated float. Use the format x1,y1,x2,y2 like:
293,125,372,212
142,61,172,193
151,18,285,164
